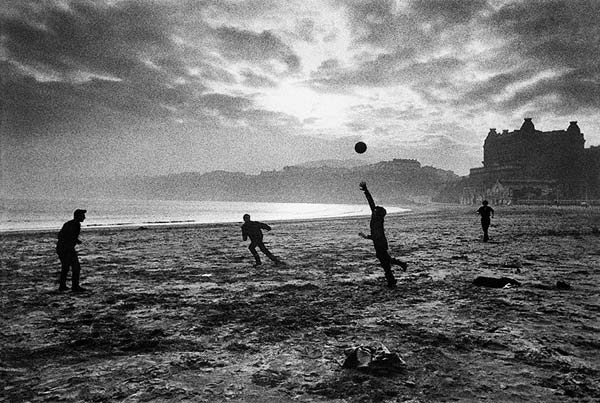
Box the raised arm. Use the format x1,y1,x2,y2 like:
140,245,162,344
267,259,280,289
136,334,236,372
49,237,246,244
359,181,376,211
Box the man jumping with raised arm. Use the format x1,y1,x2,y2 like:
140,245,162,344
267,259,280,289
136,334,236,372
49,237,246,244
358,182,407,288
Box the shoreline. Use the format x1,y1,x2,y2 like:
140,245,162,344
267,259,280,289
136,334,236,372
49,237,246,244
2,202,596,237
0,204,425,236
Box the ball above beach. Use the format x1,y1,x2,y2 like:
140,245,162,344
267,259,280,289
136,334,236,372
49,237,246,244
354,141,367,154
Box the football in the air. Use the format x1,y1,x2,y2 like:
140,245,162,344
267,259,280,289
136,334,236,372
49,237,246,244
354,141,367,154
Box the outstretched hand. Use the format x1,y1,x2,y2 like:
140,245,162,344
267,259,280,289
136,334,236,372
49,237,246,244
359,181,367,192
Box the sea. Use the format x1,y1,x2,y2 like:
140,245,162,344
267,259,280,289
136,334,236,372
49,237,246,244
0,197,409,232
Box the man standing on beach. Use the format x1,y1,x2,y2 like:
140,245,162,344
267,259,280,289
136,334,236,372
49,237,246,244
56,209,87,292
241,214,282,266
477,200,495,242
358,182,407,288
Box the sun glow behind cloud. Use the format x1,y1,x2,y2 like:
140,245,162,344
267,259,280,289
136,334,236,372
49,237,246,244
256,82,356,133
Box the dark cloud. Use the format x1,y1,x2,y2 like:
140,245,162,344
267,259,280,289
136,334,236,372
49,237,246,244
311,51,463,93
189,0,278,21
451,0,600,113
1,0,304,142
1,1,173,79
2,63,184,137
0,0,200,134
457,70,537,107
214,26,301,73
193,93,253,117
490,0,600,69
498,69,600,114
311,0,479,92
343,0,416,48
343,0,489,49
241,70,277,87
409,0,491,24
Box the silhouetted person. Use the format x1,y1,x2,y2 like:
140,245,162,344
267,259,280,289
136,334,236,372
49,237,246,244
241,214,281,266
477,200,494,242
358,182,407,288
56,209,87,292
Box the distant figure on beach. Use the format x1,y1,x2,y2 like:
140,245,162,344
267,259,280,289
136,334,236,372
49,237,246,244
241,214,282,266
477,200,495,242
358,182,407,288
56,209,87,292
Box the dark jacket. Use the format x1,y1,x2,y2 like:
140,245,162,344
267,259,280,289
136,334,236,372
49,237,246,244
56,219,81,254
477,205,494,221
241,221,271,242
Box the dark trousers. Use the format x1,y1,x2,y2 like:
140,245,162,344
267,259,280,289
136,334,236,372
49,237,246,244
373,237,406,286
375,248,397,286
58,250,81,287
249,240,277,264
481,218,491,242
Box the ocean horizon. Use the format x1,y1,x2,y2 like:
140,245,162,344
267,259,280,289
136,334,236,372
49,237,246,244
0,197,409,232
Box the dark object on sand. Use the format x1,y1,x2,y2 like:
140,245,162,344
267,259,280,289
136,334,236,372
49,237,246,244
556,280,571,290
343,343,406,376
473,276,521,288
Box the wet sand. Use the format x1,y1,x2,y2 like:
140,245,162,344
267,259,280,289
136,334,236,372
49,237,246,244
1,205,599,402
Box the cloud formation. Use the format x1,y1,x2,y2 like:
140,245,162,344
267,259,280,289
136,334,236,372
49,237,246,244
2,0,599,190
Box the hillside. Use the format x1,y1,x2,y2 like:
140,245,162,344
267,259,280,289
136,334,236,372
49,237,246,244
21,159,461,205
92,159,460,204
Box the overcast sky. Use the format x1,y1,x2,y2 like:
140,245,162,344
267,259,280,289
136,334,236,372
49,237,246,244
2,0,600,191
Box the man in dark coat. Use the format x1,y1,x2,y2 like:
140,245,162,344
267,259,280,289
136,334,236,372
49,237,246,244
56,209,87,292
477,200,495,242
358,182,407,288
241,214,282,266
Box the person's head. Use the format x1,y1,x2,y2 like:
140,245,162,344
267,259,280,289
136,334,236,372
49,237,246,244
243,214,250,222
482,200,488,206
374,206,387,217
74,209,86,222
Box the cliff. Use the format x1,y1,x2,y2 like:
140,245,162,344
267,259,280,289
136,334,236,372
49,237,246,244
42,159,461,205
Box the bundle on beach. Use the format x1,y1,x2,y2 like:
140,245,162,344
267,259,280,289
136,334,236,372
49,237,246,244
473,276,521,288
342,343,406,376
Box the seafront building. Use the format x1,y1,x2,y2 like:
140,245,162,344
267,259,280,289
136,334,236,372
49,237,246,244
463,118,600,205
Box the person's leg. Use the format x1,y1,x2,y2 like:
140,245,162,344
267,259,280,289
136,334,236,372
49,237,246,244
482,219,490,242
71,253,82,289
391,257,408,271
249,241,261,265
376,249,396,287
58,254,70,291
258,241,279,263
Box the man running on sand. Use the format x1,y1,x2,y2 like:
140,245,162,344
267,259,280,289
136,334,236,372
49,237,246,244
241,214,282,266
477,200,495,242
358,182,407,288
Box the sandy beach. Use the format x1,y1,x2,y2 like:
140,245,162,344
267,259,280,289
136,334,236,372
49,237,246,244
1,205,599,402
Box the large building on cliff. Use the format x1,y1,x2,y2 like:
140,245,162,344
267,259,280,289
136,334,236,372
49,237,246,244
464,118,600,204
